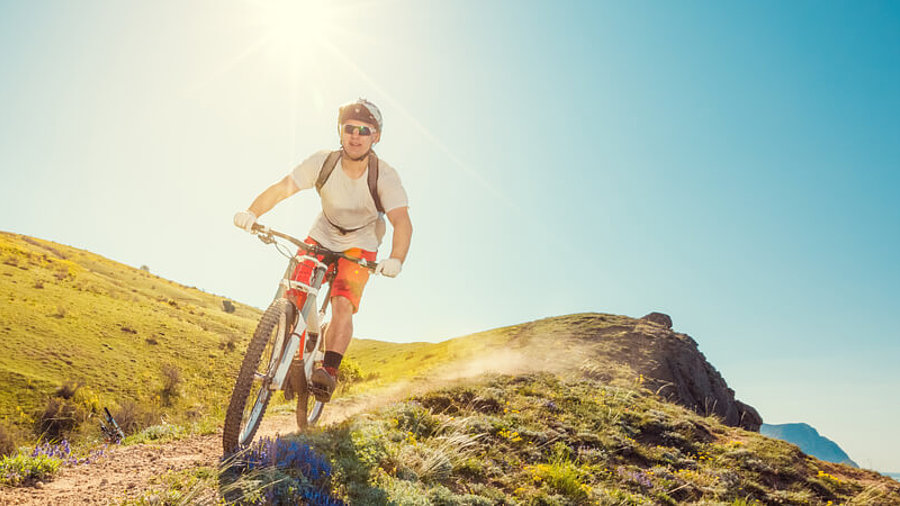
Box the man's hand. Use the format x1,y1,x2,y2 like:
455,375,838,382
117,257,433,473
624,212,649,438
375,258,402,278
233,210,257,232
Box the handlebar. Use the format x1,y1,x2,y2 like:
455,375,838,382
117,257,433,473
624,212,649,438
250,223,377,272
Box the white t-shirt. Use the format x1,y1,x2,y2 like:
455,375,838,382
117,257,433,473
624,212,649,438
291,150,408,252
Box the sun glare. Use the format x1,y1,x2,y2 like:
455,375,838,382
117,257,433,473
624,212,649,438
252,0,337,63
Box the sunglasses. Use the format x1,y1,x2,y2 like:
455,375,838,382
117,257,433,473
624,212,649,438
343,124,375,136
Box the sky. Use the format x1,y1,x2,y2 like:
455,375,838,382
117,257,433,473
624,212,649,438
1,0,898,471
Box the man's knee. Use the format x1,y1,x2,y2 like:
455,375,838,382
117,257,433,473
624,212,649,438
331,296,354,318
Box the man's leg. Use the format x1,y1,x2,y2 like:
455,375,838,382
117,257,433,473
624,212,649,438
310,248,374,402
325,295,354,355
310,296,354,401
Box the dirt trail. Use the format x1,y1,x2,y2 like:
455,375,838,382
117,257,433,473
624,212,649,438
0,412,302,506
0,386,426,505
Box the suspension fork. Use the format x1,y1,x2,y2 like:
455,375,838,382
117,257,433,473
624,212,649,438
270,262,328,390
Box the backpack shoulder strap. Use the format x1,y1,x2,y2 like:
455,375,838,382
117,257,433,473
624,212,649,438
317,149,384,214
315,150,343,193
367,152,384,214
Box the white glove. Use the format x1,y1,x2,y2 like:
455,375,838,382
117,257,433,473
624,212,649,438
375,258,402,278
233,210,257,232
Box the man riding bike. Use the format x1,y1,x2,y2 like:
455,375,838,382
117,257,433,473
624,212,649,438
233,98,412,402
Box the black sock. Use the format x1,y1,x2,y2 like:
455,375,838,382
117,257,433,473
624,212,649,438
323,351,343,371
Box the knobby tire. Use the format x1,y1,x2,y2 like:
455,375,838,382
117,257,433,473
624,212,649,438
222,298,294,454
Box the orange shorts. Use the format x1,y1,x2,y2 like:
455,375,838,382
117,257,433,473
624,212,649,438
285,237,376,314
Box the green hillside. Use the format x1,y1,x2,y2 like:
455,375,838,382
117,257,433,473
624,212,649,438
215,373,900,505
346,312,762,433
346,313,643,387
0,231,260,434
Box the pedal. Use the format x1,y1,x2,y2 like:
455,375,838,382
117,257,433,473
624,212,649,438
308,381,333,403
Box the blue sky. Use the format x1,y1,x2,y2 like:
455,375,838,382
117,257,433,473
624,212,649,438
1,1,898,471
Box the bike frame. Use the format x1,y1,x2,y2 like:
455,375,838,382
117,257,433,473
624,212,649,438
226,224,378,451
268,250,333,392
254,224,376,393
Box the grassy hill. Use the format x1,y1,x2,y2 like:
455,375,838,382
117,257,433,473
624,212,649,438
345,312,762,432
0,231,260,436
234,373,899,505
4,232,899,504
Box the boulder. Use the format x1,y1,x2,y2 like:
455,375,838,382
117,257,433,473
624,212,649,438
641,312,673,329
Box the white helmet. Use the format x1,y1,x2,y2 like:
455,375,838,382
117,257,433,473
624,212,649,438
338,98,383,132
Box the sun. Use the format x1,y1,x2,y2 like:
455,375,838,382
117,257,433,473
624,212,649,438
249,0,339,65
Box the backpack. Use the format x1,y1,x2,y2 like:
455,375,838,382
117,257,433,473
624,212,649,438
315,150,384,235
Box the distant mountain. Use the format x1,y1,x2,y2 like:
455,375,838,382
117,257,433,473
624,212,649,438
761,423,858,467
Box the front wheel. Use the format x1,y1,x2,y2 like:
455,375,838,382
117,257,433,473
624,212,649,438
223,298,295,454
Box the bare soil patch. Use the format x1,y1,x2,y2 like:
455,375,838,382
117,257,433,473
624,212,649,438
0,412,302,505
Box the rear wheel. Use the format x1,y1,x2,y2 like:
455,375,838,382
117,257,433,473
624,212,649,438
222,298,295,454
297,394,325,429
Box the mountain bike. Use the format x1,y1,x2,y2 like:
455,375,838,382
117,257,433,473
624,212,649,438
222,224,377,454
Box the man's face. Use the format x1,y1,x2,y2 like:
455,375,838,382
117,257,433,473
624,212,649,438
340,120,380,160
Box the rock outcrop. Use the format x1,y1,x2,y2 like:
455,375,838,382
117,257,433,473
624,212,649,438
640,312,673,329
512,312,763,431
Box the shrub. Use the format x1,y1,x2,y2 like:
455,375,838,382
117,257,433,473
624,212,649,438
35,397,89,441
0,422,19,457
160,364,182,405
526,444,591,502
0,454,61,486
392,402,440,438
338,358,365,391
223,332,240,351
112,399,157,436
54,380,82,400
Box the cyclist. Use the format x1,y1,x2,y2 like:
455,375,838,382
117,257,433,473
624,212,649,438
233,98,412,401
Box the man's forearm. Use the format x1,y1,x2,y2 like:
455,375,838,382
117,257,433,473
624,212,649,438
389,217,412,262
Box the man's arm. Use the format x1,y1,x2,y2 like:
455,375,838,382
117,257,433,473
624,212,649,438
247,175,300,217
385,206,412,262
